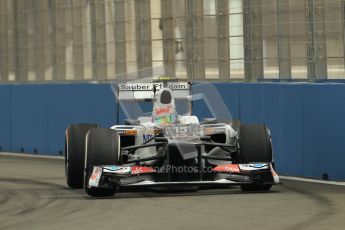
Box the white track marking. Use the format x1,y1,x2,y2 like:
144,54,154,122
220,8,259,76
0,152,64,160
280,175,345,186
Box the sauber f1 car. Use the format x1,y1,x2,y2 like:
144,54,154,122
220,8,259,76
65,76,279,197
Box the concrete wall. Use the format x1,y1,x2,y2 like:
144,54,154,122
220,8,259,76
1,1,345,82
0,82,345,180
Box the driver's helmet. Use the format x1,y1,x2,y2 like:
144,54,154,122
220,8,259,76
152,88,177,125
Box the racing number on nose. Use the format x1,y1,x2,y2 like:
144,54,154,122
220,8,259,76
173,126,188,137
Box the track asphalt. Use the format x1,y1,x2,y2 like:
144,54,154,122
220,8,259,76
0,154,344,230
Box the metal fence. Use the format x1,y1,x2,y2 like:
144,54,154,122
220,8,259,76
0,0,344,82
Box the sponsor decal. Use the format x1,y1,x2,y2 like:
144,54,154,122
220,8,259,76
239,163,269,171
117,130,126,135
155,105,173,115
143,134,154,142
249,163,268,168
168,83,188,90
103,165,121,171
118,129,138,136
103,165,131,174
119,83,161,91
118,82,189,91
212,164,240,173
89,166,102,188
131,166,156,175
153,114,176,125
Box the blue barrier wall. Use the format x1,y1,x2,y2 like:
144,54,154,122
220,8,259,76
0,83,116,155
0,82,344,180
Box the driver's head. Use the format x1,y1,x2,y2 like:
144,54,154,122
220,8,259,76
160,90,172,104
152,88,177,125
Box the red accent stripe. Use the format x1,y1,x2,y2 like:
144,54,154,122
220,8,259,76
212,164,240,173
131,166,156,175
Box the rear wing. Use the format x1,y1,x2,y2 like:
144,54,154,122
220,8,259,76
112,80,192,124
116,82,191,101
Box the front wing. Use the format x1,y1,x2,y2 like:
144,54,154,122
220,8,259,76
87,163,280,189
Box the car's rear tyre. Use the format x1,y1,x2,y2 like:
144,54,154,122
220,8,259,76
84,128,120,197
65,124,99,188
238,124,272,163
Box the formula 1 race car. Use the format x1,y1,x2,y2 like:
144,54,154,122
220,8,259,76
65,76,279,197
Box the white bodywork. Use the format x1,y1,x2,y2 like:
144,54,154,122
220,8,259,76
110,121,237,165
111,81,237,164
87,80,280,190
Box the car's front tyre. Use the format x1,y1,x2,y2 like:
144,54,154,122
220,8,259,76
238,124,272,163
238,124,273,191
84,128,120,197
65,124,99,188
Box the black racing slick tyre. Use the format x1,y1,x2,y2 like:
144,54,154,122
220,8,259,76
84,128,120,197
238,124,272,163
65,124,99,188
238,124,273,192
